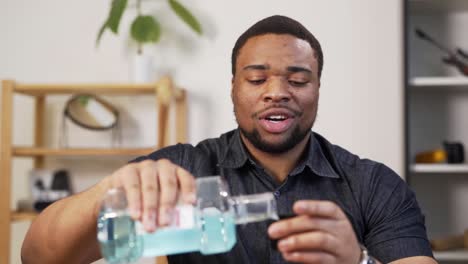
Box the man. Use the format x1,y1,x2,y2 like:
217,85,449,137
22,15,436,264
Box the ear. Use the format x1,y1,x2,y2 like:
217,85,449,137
231,76,235,100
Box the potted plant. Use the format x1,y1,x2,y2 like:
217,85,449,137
96,0,203,81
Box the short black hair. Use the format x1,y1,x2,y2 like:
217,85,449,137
231,15,323,78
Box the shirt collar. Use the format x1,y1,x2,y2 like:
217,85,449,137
218,129,249,168
294,133,340,178
218,129,340,179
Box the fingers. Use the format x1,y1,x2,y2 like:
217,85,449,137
268,200,346,240
157,159,179,226
109,158,196,232
177,167,196,204
277,231,338,254
118,165,142,220
140,161,159,231
293,200,346,220
155,161,196,226
283,251,335,264
268,215,336,240
271,200,361,264
273,224,340,263
276,227,360,264
268,215,340,259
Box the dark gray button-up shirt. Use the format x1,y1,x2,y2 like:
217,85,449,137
133,129,433,263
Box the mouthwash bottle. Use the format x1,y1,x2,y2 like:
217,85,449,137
97,176,278,263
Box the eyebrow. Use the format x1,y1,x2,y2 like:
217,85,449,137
286,66,312,74
243,64,269,71
242,64,312,74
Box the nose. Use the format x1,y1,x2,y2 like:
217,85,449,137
262,77,291,103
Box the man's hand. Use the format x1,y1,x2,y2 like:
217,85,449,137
107,159,196,232
268,200,362,264
21,158,195,264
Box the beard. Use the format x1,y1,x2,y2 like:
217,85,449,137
233,100,318,154
238,124,311,154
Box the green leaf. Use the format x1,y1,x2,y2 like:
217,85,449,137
96,20,108,47
95,0,127,47
78,95,91,107
168,0,202,35
107,0,128,33
130,15,161,43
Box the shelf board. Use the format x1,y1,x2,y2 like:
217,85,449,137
434,250,468,261
409,76,468,88
11,211,38,222
13,147,156,157
411,163,468,173
13,83,160,96
12,83,184,97
410,0,468,13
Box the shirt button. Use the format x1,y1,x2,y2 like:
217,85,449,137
273,191,280,197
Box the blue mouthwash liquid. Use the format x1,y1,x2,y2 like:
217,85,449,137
97,213,143,263
198,207,236,254
97,207,236,263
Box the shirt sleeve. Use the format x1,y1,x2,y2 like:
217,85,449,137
363,163,434,263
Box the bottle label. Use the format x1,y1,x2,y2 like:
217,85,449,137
170,204,195,228
136,204,195,234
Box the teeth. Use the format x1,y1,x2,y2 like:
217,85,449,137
267,115,286,120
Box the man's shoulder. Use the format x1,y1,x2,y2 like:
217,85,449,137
314,132,378,168
139,130,235,158
132,130,236,171
194,129,237,153
313,132,399,182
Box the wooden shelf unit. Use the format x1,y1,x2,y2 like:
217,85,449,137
12,147,157,157
409,0,468,14
406,2,468,262
11,211,38,222
434,250,468,262
411,163,468,174
14,83,156,95
409,76,468,88
0,78,187,264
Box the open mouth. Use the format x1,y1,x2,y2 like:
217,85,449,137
264,115,288,122
258,110,295,133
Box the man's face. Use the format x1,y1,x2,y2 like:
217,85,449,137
232,34,320,153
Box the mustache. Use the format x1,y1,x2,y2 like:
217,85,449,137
252,104,302,119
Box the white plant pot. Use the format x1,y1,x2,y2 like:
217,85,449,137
132,54,153,83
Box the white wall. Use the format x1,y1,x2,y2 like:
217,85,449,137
0,0,403,263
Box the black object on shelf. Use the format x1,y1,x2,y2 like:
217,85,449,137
51,169,72,192
33,201,55,211
31,169,72,212
443,141,465,164
34,179,45,191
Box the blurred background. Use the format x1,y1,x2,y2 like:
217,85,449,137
1,0,468,263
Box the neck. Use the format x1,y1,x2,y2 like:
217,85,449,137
241,132,311,183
